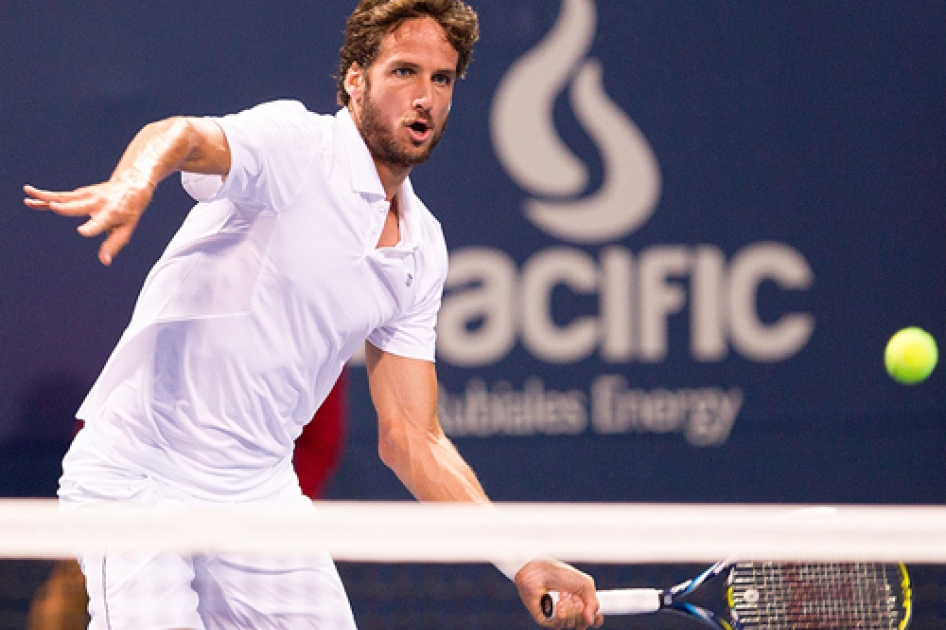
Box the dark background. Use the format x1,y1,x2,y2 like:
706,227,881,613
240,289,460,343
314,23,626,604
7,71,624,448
1,2,944,628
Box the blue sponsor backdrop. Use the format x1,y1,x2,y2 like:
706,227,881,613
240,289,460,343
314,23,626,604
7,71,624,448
1,1,944,503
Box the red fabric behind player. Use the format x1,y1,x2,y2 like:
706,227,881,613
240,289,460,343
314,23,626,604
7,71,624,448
293,372,347,499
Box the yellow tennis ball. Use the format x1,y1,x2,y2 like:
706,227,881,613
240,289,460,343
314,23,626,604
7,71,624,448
885,327,938,385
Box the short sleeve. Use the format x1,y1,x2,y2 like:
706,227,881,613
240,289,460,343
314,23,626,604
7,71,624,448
181,100,325,212
367,230,448,363
367,284,442,362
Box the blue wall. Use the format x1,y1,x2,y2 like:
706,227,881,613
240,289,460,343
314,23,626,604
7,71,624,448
2,1,944,504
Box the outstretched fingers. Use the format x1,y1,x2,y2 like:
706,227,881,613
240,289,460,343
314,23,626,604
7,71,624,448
97,222,135,266
24,180,150,265
23,184,58,211
23,184,94,215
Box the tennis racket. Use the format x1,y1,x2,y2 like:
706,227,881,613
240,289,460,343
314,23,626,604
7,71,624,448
542,561,913,629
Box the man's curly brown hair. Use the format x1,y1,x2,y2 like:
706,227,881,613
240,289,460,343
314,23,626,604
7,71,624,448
337,0,479,106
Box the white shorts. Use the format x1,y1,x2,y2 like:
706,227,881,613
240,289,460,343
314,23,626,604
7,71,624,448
80,549,356,630
60,431,359,630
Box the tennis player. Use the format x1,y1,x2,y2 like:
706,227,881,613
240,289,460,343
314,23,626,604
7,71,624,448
24,1,602,628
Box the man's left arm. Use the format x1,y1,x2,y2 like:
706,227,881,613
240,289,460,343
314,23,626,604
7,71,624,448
364,342,603,629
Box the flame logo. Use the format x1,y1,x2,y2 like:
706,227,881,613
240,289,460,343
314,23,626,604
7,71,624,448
491,0,662,244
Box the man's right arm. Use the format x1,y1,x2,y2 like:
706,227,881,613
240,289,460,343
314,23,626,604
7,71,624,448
24,117,230,266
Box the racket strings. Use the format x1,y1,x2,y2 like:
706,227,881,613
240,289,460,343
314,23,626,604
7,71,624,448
729,562,907,629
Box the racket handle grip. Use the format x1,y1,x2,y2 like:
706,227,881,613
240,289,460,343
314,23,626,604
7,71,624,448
541,588,662,618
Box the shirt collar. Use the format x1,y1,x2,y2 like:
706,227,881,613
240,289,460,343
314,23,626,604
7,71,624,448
336,108,425,250
336,107,386,199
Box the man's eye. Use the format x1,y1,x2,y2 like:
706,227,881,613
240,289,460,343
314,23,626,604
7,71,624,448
394,67,413,77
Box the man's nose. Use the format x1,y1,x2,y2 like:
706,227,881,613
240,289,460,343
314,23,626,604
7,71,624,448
412,83,433,112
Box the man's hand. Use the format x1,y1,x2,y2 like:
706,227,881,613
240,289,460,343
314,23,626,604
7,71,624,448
515,558,604,629
24,178,153,266
23,116,230,266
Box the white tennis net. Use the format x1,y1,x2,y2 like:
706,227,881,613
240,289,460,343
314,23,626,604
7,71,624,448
1,500,945,563
1,500,944,629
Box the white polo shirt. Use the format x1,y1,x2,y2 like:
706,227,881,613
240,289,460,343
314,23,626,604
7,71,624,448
67,101,448,502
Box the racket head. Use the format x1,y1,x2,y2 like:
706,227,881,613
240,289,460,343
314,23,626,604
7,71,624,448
727,562,912,629
667,602,735,629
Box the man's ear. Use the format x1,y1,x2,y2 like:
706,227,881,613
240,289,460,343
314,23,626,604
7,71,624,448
345,63,365,105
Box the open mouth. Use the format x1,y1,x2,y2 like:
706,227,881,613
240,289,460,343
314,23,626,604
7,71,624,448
407,119,432,142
